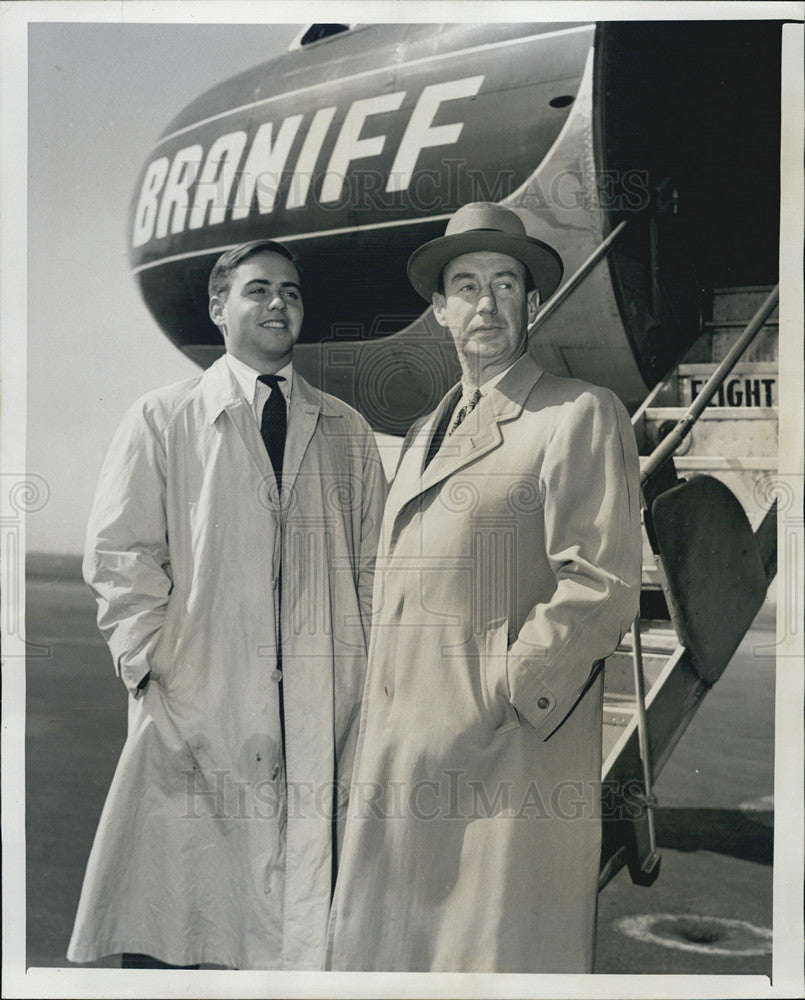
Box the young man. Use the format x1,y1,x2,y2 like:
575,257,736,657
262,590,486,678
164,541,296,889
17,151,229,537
327,203,643,973
68,241,386,970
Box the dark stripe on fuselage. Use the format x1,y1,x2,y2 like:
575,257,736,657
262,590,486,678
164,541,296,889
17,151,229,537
134,216,447,352
129,23,593,270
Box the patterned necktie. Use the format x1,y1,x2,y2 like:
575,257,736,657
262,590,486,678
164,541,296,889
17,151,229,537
448,388,482,435
258,374,287,492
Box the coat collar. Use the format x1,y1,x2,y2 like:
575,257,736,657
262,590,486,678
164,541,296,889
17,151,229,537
386,352,544,540
198,355,343,510
200,355,342,423
199,354,241,424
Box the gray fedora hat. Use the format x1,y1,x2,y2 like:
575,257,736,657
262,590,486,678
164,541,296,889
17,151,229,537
407,202,563,302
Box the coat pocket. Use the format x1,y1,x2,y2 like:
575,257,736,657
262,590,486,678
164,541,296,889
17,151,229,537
148,595,179,689
481,618,521,735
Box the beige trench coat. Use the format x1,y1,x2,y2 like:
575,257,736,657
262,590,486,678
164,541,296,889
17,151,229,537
327,353,642,973
67,357,386,969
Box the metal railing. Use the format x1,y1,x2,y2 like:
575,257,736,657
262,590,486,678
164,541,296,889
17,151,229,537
628,281,779,874
529,218,633,334
640,284,780,486
540,191,780,885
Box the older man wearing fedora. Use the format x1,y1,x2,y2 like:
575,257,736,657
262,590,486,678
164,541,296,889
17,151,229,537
326,203,642,973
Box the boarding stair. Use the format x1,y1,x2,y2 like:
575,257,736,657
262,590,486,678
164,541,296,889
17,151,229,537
597,285,779,889
638,285,779,531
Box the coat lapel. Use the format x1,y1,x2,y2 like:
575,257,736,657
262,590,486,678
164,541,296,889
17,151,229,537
283,374,327,501
384,385,458,531
198,359,337,511
199,357,274,481
407,383,462,479
386,353,545,542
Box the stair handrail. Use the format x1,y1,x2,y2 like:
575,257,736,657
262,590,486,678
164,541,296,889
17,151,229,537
626,281,778,886
640,284,779,486
630,613,661,868
529,217,632,334
530,178,673,337
631,368,675,426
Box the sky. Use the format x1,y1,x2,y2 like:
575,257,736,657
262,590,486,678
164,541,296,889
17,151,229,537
24,20,303,554
6,3,803,559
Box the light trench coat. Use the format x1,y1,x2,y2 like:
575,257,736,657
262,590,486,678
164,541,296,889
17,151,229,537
327,353,642,973
67,357,386,969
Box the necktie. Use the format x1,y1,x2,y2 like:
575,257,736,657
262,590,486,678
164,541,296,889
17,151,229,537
258,374,287,492
448,388,482,435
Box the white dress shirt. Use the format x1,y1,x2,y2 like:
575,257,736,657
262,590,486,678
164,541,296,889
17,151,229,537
224,352,294,426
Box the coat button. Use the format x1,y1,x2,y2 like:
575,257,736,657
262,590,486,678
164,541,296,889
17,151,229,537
270,669,282,683
538,696,550,710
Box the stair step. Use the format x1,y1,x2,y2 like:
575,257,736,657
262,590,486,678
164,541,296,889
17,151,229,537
601,645,684,759
678,362,778,372
604,646,678,699
677,285,778,367
707,286,778,363
710,285,779,323
703,319,779,329
619,624,678,653
644,406,777,444
644,406,778,419
641,410,777,469
678,326,778,366
712,326,778,364
672,455,777,471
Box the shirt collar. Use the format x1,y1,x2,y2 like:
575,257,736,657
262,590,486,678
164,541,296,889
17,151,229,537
461,358,518,401
225,352,294,403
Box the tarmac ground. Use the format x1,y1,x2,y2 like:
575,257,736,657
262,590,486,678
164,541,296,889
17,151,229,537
24,562,775,976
